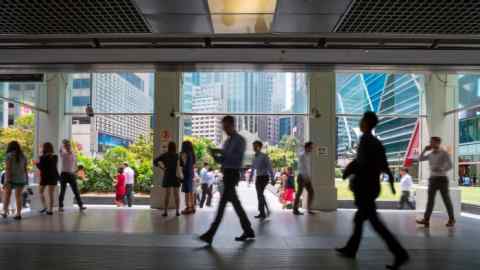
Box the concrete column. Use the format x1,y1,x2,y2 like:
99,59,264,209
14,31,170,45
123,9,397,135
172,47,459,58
308,71,338,210
150,71,181,209
32,73,73,210
416,73,461,218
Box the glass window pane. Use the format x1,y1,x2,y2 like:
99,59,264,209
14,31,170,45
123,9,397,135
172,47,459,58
66,73,154,114
181,72,308,114
0,80,47,111
336,72,423,116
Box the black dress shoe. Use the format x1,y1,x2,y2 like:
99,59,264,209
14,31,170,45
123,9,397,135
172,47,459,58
235,231,255,242
386,252,409,270
13,216,22,220
46,211,53,215
307,211,316,215
39,208,47,214
197,234,213,246
335,247,356,258
254,214,266,219
293,210,304,216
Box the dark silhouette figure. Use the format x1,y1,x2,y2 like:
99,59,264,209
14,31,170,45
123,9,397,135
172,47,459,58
336,112,409,270
198,116,255,245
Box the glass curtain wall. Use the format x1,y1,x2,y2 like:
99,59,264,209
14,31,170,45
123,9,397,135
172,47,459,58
452,73,480,205
64,72,154,196
180,71,308,183
336,72,424,200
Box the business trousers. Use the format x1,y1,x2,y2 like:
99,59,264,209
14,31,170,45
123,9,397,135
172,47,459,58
59,172,83,208
345,193,407,256
424,176,455,221
124,184,134,207
200,183,213,208
205,169,253,238
255,175,270,216
399,191,415,209
293,174,314,211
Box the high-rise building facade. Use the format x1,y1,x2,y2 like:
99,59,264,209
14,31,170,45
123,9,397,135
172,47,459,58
69,73,153,155
191,83,225,145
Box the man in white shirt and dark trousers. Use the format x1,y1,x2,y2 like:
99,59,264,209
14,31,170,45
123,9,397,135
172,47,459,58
59,140,86,212
416,136,455,227
293,142,315,215
398,167,414,209
123,163,135,208
250,140,274,219
199,163,214,208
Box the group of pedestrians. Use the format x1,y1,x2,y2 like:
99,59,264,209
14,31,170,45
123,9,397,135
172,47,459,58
114,162,135,207
1,140,86,220
153,141,197,217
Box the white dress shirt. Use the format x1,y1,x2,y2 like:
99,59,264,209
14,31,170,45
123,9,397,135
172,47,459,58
298,152,312,179
124,167,135,185
419,149,452,177
400,174,413,192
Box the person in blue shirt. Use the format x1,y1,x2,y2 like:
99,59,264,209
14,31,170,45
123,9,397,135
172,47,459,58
250,140,274,219
198,116,255,245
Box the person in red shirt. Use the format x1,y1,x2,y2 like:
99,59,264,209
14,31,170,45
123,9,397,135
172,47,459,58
114,167,126,207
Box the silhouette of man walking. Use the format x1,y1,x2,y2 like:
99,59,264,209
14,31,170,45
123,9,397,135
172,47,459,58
336,111,409,270
198,116,255,245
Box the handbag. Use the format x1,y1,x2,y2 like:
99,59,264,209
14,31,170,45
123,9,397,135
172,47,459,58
176,158,184,181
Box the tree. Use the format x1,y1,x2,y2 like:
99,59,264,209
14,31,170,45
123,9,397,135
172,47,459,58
0,114,35,170
278,135,300,153
183,135,216,167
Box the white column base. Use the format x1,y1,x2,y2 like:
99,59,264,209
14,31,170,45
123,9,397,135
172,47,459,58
415,186,461,219
150,186,185,209
311,186,338,211
30,184,74,211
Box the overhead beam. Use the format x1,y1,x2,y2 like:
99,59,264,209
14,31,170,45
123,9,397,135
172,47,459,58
1,48,480,67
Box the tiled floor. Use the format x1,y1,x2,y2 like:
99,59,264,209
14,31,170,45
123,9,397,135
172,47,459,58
0,183,479,269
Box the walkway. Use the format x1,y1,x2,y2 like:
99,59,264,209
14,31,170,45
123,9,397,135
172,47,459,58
0,182,479,269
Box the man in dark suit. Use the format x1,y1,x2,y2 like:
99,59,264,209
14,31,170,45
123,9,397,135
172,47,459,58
336,111,409,270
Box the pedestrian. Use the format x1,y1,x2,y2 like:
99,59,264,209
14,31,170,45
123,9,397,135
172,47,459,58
59,140,86,212
153,141,181,217
416,136,456,227
293,142,315,215
281,167,295,209
199,163,214,208
114,167,126,207
198,116,255,245
1,141,28,220
123,162,135,207
398,167,414,210
336,111,409,270
180,141,196,215
36,142,60,215
250,140,274,219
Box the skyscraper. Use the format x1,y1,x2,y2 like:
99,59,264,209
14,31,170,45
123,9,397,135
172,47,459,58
191,83,225,145
69,73,153,155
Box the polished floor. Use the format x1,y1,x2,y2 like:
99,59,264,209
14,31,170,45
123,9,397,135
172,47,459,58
1,183,479,269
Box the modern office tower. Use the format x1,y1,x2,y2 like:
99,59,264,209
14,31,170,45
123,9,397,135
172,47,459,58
292,73,308,144
191,83,225,145
336,73,422,167
182,73,195,136
279,116,292,140
69,73,153,155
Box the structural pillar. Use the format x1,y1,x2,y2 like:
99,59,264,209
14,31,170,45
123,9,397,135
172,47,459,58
150,71,181,209
32,73,73,210
308,71,338,210
416,72,461,218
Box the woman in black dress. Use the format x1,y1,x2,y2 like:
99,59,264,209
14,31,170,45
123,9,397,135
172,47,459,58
36,142,59,215
154,141,181,217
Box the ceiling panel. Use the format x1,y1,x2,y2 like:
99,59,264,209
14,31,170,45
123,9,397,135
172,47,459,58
143,15,213,34
273,14,340,33
0,0,150,34
134,0,209,14
276,0,352,14
211,14,273,33
337,0,480,34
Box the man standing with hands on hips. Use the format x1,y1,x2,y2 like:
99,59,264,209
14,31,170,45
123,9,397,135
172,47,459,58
416,136,455,227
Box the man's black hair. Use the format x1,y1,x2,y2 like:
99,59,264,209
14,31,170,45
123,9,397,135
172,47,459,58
253,140,263,148
362,111,379,129
222,115,235,125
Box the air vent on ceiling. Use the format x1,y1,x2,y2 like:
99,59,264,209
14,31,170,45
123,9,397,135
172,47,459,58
336,0,480,34
0,0,150,34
